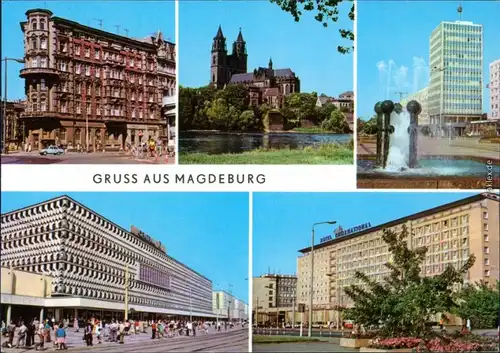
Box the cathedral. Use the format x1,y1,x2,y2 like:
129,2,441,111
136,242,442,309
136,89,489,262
210,26,300,108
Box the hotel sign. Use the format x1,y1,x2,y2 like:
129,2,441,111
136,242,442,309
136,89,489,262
320,223,372,243
131,225,166,252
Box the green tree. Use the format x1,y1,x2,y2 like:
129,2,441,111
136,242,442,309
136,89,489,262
284,93,318,122
321,109,348,132
344,225,475,338
238,110,257,131
215,84,249,113
204,98,239,131
452,281,499,329
360,116,377,135
317,103,338,123
270,0,354,54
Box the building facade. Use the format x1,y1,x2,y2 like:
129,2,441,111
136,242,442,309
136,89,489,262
1,195,213,323
1,100,26,151
297,193,499,324
489,59,500,119
401,87,430,125
210,26,300,109
428,21,483,136
212,290,248,321
19,9,176,151
253,274,297,326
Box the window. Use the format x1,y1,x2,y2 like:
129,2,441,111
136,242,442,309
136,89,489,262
75,102,81,114
75,63,81,74
32,20,37,30
40,38,47,49
85,47,90,57
95,49,100,59
40,58,47,68
485,270,490,277
40,19,45,30
32,57,38,68
484,223,489,231
60,62,67,72
484,234,489,242
485,258,489,266
40,79,46,89
86,84,91,95
484,247,489,254
40,100,46,112
31,38,37,50
95,69,100,78
131,58,134,67
85,65,90,76
483,212,488,219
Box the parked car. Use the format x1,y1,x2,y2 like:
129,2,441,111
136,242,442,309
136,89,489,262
39,145,64,156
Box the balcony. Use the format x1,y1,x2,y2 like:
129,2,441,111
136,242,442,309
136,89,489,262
162,95,176,108
20,67,60,78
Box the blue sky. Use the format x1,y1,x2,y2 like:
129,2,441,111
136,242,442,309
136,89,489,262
1,192,249,303
253,192,477,276
1,0,175,100
179,0,353,96
357,0,500,119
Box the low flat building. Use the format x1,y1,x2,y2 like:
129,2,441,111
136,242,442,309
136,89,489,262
1,195,213,323
296,193,499,325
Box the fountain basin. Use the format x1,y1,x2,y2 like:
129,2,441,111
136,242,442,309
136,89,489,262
357,155,500,189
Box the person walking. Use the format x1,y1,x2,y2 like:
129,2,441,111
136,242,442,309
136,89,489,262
74,317,79,332
151,321,157,339
192,321,197,337
84,321,93,346
55,324,67,350
35,321,45,351
16,322,27,348
118,321,125,344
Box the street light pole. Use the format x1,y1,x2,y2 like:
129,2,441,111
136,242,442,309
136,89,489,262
309,221,336,338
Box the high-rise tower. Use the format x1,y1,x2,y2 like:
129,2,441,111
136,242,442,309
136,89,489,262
210,25,228,89
428,18,483,136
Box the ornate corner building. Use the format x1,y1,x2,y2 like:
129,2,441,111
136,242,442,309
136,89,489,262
1,195,214,321
19,9,176,151
210,26,300,109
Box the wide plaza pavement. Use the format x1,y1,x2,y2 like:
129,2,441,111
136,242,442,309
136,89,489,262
0,151,174,164
1,325,248,352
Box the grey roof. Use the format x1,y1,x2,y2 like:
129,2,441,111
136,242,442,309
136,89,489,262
229,67,295,83
318,96,333,105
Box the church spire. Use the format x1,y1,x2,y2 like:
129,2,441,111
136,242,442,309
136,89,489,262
236,27,244,42
268,57,273,70
215,25,224,39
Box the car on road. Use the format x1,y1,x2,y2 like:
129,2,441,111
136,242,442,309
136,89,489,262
39,145,64,156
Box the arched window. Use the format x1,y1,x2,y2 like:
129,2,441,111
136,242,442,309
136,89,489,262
40,19,46,30
31,20,37,31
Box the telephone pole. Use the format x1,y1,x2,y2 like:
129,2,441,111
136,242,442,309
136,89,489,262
114,25,121,34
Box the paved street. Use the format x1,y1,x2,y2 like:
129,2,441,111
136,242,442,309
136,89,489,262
1,327,248,352
0,152,174,164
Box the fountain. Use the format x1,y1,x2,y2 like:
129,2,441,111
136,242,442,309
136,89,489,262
358,100,500,189
374,100,420,170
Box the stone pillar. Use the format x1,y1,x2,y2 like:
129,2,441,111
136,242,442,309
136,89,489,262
40,307,45,322
407,100,422,168
6,305,12,324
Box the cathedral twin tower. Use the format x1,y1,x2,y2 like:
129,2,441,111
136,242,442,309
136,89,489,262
210,25,248,89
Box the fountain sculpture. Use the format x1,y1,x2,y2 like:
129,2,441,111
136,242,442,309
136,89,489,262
374,99,421,170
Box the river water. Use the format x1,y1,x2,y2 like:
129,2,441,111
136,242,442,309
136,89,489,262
179,131,351,154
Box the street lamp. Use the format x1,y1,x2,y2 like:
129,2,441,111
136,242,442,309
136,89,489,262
431,65,448,138
2,57,25,154
309,221,337,338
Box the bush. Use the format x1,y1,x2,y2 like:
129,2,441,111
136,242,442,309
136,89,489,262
415,337,499,353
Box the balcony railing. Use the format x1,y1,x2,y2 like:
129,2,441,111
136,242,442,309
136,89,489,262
20,67,60,77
